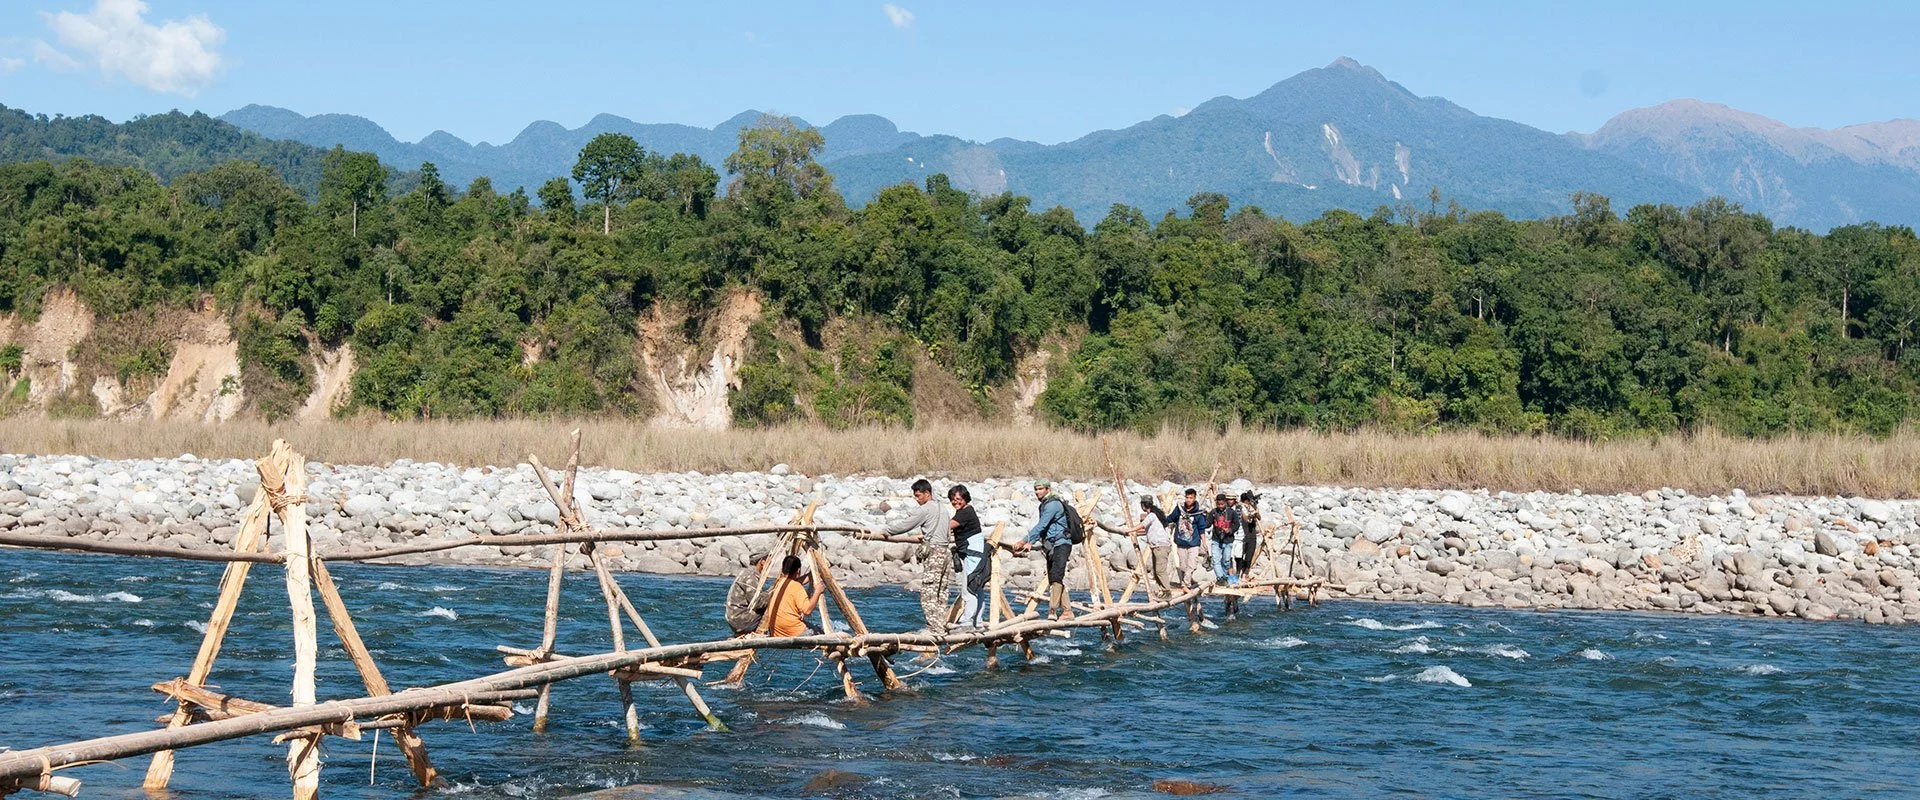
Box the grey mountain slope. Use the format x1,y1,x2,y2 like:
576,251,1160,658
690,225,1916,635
220,60,1920,229
1574,99,1920,230
832,58,1702,222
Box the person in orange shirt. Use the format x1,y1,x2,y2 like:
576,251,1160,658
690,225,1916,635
762,554,824,637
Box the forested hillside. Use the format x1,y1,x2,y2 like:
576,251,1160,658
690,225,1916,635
0,105,341,198
1,114,1916,438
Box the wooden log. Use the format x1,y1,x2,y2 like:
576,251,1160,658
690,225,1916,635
263,440,321,800
587,548,728,731
312,559,437,786
0,530,281,563
806,545,902,692
559,430,583,520
151,682,516,727
529,446,577,735
532,541,566,733
609,664,706,681
142,479,273,791
0,633,860,782
587,547,641,745
0,523,888,567
0,772,81,797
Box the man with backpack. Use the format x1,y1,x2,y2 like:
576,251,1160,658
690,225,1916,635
1173,488,1208,588
1015,479,1078,621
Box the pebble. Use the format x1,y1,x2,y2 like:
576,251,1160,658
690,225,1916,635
1,453,1918,623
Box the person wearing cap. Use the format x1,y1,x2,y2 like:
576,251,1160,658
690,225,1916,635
1235,491,1263,581
881,478,952,633
724,552,774,635
1014,479,1074,620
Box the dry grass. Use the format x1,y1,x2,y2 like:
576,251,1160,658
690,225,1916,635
4,418,1918,498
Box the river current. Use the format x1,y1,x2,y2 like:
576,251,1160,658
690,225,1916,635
2,550,1917,799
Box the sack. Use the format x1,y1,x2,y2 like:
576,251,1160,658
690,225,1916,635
1056,498,1086,545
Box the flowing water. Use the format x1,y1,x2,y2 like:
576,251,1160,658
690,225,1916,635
3,550,1918,799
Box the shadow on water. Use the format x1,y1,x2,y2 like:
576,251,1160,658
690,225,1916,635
5,550,1920,798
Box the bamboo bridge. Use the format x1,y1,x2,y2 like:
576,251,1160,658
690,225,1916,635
0,434,1329,798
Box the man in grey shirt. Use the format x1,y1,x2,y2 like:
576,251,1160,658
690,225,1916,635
883,478,952,632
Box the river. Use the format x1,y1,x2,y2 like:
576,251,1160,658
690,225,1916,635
2,550,1917,798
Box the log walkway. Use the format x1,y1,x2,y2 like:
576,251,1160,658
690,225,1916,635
0,435,1330,798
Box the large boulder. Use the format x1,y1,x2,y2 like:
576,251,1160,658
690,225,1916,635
1856,498,1896,524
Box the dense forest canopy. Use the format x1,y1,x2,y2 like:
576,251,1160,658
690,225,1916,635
0,115,1916,438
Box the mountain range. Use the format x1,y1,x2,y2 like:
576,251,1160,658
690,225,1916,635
140,58,1920,230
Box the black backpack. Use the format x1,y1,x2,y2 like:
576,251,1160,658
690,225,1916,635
1048,496,1086,545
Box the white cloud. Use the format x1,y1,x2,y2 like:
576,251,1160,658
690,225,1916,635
31,39,81,70
882,3,914,29
41,0,225,95
1173,106,1190,117
0,57,22,73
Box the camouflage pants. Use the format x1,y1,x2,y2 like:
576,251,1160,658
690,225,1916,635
920,544,953,633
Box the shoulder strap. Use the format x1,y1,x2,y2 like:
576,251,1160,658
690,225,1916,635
758,576,795,635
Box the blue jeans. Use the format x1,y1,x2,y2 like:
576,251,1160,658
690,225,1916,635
1210,539,1237,584
959,552,986,626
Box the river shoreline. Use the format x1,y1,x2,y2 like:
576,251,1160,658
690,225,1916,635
2,453,1917,624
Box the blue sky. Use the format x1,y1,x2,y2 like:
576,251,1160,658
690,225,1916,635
3,0,1916,146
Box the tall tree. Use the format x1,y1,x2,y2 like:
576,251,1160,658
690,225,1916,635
318,146,387,236
572,133,645,234
722,114,833,223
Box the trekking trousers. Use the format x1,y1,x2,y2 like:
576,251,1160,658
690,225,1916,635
1175,546,1199,586
1043,542,1073,615
1149,545,1173,593
920,544,953,633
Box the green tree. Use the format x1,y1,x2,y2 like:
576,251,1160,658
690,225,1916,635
537,177,575,221
572,133,645,234
317,146,387,236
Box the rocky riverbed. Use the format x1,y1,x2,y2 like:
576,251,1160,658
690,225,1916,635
3,453,1918,624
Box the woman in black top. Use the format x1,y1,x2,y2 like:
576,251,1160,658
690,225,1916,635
947,485,989,629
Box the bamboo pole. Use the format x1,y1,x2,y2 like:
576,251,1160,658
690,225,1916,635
531,540,566,733
588,546,641,745
528,435,586,734
153,679,521,725
806,545,903,692
0,523,892,566
586,547,728,731
1103,438,1152,606
142,481,273,791
312,559,437,786
263,440,321,800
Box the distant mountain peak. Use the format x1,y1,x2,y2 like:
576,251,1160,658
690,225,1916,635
1587,99,1920,172
1326,56,1383,78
